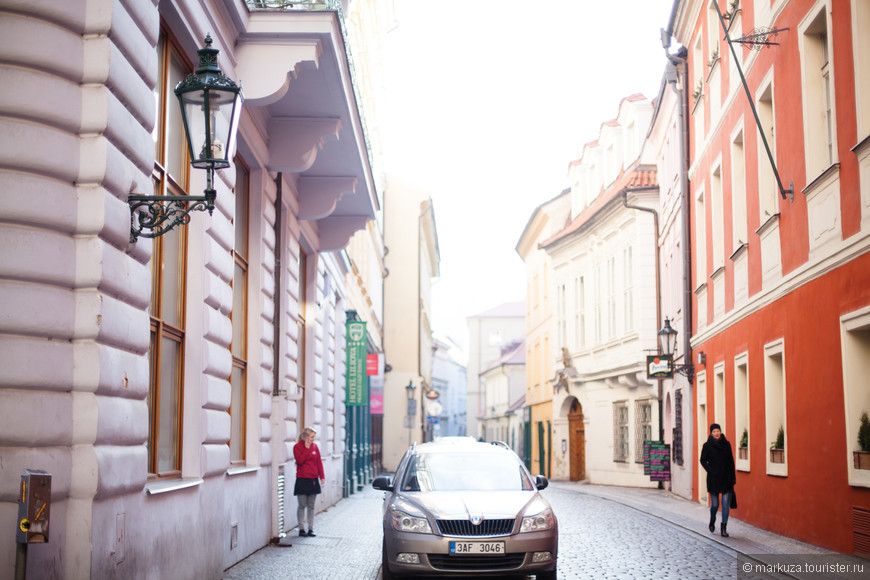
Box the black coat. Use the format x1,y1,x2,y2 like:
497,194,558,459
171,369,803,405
700,435,736,494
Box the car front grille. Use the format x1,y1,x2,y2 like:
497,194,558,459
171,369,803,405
436,518,515,537
428,553,526,571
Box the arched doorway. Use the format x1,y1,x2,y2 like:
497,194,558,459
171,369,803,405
568,399,585,481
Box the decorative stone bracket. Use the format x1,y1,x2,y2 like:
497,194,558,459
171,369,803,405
297,176,359,220
267,117,342,173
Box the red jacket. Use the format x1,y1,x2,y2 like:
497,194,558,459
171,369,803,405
294,441,325,480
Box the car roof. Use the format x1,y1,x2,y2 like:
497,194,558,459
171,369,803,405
412,439,516,456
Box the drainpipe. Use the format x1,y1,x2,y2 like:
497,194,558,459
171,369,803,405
273,172,283,397
621,188,663,444
666,48,693,373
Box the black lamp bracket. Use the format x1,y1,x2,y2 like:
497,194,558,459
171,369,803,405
129,187,216,242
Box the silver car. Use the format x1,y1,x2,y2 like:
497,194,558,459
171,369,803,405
373,439,558,579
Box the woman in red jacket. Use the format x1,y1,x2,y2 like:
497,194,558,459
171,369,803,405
294,427,325,537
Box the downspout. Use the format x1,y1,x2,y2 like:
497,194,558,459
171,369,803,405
666,48,693,372
621,188,662,443
622,188,661,350
273,172,283,397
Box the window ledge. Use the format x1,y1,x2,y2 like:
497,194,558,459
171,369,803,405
729,242,749,261
145,478,204,495
801,162,840,199
227,466,260,477
755,212,780,236
851,133,870,155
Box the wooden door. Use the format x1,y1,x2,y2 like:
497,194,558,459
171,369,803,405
568,399,585,481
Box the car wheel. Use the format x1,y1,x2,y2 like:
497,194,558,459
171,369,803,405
382,537,399,580
536,567,557,580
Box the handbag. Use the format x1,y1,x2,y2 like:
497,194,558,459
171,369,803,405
729,488,737,509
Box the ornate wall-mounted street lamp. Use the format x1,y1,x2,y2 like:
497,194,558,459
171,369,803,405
658,317,695,382
129,34,243,242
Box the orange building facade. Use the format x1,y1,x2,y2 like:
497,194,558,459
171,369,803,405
671,0,870,553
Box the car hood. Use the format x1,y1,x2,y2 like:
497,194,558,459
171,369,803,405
406,490,540,520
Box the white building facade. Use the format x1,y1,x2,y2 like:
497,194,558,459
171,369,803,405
0,1,383,577
543,96,663,487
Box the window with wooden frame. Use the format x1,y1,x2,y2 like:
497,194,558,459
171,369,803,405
297,248,308,427
230,158,250,463
800,3,837,179
147,30,191,477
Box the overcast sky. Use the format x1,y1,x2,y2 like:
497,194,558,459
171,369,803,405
379,0,675,348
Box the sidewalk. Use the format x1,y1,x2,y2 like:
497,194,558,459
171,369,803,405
549,479,832,557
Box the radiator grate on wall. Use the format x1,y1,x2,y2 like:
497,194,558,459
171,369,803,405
854,506,870,555
277,465,286,538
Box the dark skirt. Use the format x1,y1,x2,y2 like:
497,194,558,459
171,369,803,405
294,477,321,496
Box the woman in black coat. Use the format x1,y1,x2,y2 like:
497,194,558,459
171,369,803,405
699,423,736,537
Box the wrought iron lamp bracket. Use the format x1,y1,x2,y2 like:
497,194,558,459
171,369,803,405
712,0,792,202
129,186,216,242
671,361,695,383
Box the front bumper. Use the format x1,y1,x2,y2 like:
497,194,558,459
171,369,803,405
384,530,558,577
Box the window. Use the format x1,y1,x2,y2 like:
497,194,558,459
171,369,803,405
714,363,726,437
730,129,747,248
735,353,749,469
841,306,870,487
594,266,603,344
800,4,837,178
634,400,653,463
854,0,870,139
711,164,724,270
557,283,567,347
297,248,309,426
574,276,585,349
147,32,190,477
673,389,684,465
606,256,616,339
757,82,778,220
613,401,629,462
695,188,707,288
623,247,634,332
764,339,787,475
230,159,250,463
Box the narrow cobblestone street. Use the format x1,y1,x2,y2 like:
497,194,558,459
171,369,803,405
223,480,833,580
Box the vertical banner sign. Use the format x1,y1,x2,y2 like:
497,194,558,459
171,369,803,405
346,321,367,405
369,353,384,415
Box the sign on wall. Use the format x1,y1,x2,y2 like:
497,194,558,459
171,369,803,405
647,355,673,380
346,321,367,405
644,441,671,482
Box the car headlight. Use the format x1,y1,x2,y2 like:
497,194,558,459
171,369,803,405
390,509,433,534
520,507,555,533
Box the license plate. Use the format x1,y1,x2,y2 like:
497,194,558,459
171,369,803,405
449,541,505,555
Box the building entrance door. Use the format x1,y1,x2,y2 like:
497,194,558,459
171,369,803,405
568,399,585,481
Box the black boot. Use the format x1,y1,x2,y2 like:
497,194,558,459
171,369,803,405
708,514,716,533
721,523,729,537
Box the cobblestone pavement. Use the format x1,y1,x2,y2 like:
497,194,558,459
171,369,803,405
223,479,833,580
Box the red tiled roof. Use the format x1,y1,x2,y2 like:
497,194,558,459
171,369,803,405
540,163,658,249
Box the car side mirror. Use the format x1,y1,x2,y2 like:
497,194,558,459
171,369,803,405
372,476,394,491
534,475,549,490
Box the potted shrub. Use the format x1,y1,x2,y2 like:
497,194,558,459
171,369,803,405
770,425,784,463
854,412,870,470
738,428,748,460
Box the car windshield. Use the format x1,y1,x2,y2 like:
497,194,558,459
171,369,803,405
401,452,535,492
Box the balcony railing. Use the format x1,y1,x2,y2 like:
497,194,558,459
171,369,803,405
244,0,376,178
247,1,340,9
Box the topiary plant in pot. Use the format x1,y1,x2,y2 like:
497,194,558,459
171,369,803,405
855,412,870,470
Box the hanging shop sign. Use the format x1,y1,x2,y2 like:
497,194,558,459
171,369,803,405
346,321,367,405
647,355,673,379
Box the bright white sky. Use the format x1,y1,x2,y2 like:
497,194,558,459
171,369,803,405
380,0,675,347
